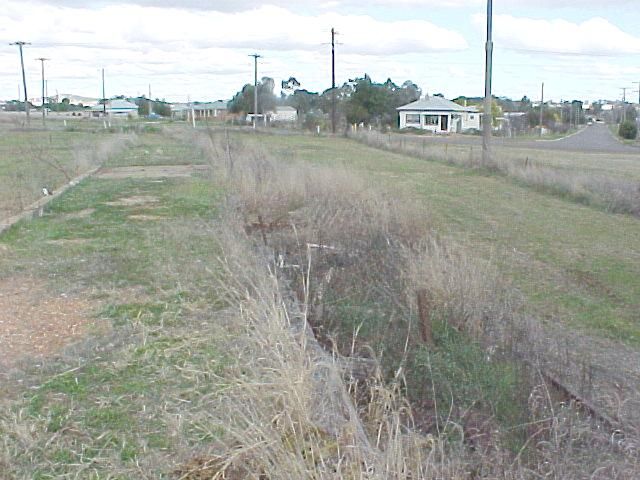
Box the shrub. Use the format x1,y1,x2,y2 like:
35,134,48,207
619,121,638,140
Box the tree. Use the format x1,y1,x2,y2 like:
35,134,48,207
619,121,638,140
153,101,171,117
476,98,502,127
339,74,422,127
286,89,318,116
228,77,277,115
397,80,421,106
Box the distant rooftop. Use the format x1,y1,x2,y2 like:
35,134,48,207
90,99,138,111
171,100,228,111
397,96,478,112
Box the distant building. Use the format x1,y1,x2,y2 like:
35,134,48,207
246,106,298,125
270,106,298,123
58,94,101,107
397,96,480,133
171,101,229,120
90,99,139,117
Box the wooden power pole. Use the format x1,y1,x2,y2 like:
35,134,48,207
249,53,261,129
331,27,337,134
482,0,493,165
539,82,544,137
102,68,107,116
10,41,31,125
36,57,48,126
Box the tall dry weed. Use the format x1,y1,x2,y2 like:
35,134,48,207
196,129,639,478
354,130,640,217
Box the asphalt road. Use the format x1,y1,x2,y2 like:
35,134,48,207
516,123,639,153
413,123,639,154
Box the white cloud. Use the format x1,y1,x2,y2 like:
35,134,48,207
0,2,467,100
474,14,640,56
2,3,467,55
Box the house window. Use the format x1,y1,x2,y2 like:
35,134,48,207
405,114,420,124
424,115,439,125
469,115,475,120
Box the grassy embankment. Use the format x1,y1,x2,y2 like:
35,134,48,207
256,133,640,344
1,126,638,478
356,130,640,217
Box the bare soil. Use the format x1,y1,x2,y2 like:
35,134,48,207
97,164,210,179
62,208,95,219
105,195,159,207
128,214,164,221
0,276,102,369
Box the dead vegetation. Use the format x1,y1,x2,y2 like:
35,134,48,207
0,129,134,220
194,128,640,478
1,128,637,478
353,130,640,217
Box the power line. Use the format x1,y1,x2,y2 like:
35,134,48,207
35,57,49,125
10,41,31,124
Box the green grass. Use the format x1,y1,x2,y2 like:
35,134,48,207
251,134,640,344
411,321,528,449
0,131,231,478
0,123,129,217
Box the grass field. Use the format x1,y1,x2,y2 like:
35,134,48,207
0,119,131,219
250,133,640,344
1,125,638,478
0,131,229,478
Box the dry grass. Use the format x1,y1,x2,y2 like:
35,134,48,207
353,130,640,217
2,127,637,478
0,125,134,218
192,225,437,479
193,128,640,478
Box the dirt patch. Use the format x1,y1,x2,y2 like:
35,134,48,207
45,238,90,246
63,208,95,219
128,214,164,221
97,165,210,179
0,276,102,369
105,195,159,207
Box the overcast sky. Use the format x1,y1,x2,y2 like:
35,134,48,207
1,0,639,103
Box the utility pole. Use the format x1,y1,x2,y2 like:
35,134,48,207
331,27,338,134
539,82,544,137
101,68,106,116
249,53,261,129
36,57,48,125
148,83,152,116
620,87,629,122
633,81,640,106
482,0,493,165
10,41,31,124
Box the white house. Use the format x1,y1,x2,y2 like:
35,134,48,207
246,106,298,124
171,101,229,120
91,99,138,117
270,106,297,123
397,96,480,133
